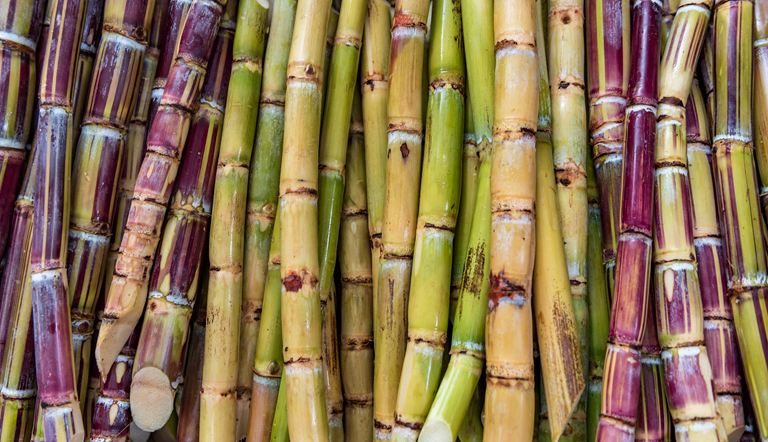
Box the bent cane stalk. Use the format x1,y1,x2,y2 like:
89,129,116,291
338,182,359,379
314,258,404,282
484,0,539,438
277,0,334,438
242,0,296,439
390,0,464,439
67,0,155,416
202,0,269,439
360,0,389,361
372,0,430,437
585,0,630,296
0,0,45,270
339,92,374,442
595,0,660,440
713,0,768,439
687,80,745,439
239,0,296,436
131,19,234,433
648,0,727,438
95,0,225,379
29,0,88,438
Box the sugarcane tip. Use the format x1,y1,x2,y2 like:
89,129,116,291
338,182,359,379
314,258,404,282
130,366,174,432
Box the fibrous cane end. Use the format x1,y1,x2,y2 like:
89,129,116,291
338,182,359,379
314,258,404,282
418,418,452,442
130,366,174,432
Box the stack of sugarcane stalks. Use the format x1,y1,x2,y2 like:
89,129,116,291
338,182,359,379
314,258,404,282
5,0,768,440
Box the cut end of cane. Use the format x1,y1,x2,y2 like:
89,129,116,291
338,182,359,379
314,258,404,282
130,367,174,432
96,309,144,380
549,386,586,442
418,418,452,442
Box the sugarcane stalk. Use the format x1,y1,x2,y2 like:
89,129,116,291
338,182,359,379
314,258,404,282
202,0,268,439
322,7,339,111
586,151,610,442
647,0,728,438
457,382,484,442
388,0,463,440
146,0,195,146
595,0,660,440
174,268,208,442
360,0,389,361
484,0,539,438
246,211,284,442
0,0,45,280
270,371,289,442
372,0,429,437
28,0,89,438
697,25,715,135
67,0,156,420
338,91,374,442
741,379,759,442
687,79,745,439
713,0,768,439
71,0,105,144
322,283,344,442
660,0,679,53
585,0,629,297
533,5,586,436
449,0,492,321
95,0,225,379
239,0,296,435
315,0,368,437
754,0,768,239
277,0,334,438
89,322,142,442
417,0,493,437
131,17,234,432
634,300,673,442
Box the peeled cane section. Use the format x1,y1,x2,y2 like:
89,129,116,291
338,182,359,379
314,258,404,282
484,0,539,439
278,0,333,438
585,0,630,293
132,20,234,433
372,0,429,438
0,0,44,266
595,0,660,440
95,0,224,378
713,0,768,439
686,80,745,439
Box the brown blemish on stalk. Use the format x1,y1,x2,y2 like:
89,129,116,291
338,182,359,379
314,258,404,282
423,222,454,233
660,96,685,107
318,163,345,174
344,396,373,406
334,35,362,49
551,298,581,397
400,143,410,158
340,336,373,350
283,187,318,196
556,166,584,187
260,97,285,107
656,160,686,168
429,78,465,95
340,275,373,285
395,417,424,430
374,420,392,430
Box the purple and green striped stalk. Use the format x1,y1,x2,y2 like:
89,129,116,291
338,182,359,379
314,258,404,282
95,0,224,378
660,0,679,52
175,281,207,442
0,0,45,277
0,143,38,442
753,0,768,233
634,301,673,442
687,79,745,439
239,0,296,436
146,0,194,145
67,0,155,418
648,0,727,438
203,0,269,438
130,20,233,433
595,0,660,440
713,0,768,438
28,0,88,438
697,24,715,136
241,1,296,439
585,0,630,295
70,0,105,144
89,321,142,442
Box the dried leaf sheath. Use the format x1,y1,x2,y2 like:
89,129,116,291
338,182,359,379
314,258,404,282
585,0,630,294
202,0,268,438
686,80,745,439
372,0,429,438
484,0,539,438
595,0,660,440
277,0,334,438
713,0,768,438
95,0,225,378
67,0,156,416
131,21,234,433
0,0,45,280
28,0,88,438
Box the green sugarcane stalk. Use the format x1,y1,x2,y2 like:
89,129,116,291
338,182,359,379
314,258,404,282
202,0,269,439
239,0,297,436
270,371,290,442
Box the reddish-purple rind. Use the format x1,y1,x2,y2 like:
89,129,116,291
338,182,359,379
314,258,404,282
174,109,221,208
695,239,732,318
620,109,656,235
596,419,634,442
703,320,741,395
70,131,123,231
66,233,110,316
627,0,660,105
586,0,627,103
654,263,704,346
0,150,26,256
0,202,33,360
636,361,672,441
609,233,652,345
155,0,191,82
102,0,153,42
0,0,46,41
595,157,622,262
37,0,87,108
601,343,643,423
79,0,104,53
662,346,719,419
175,1,221,66
0,48,36,145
